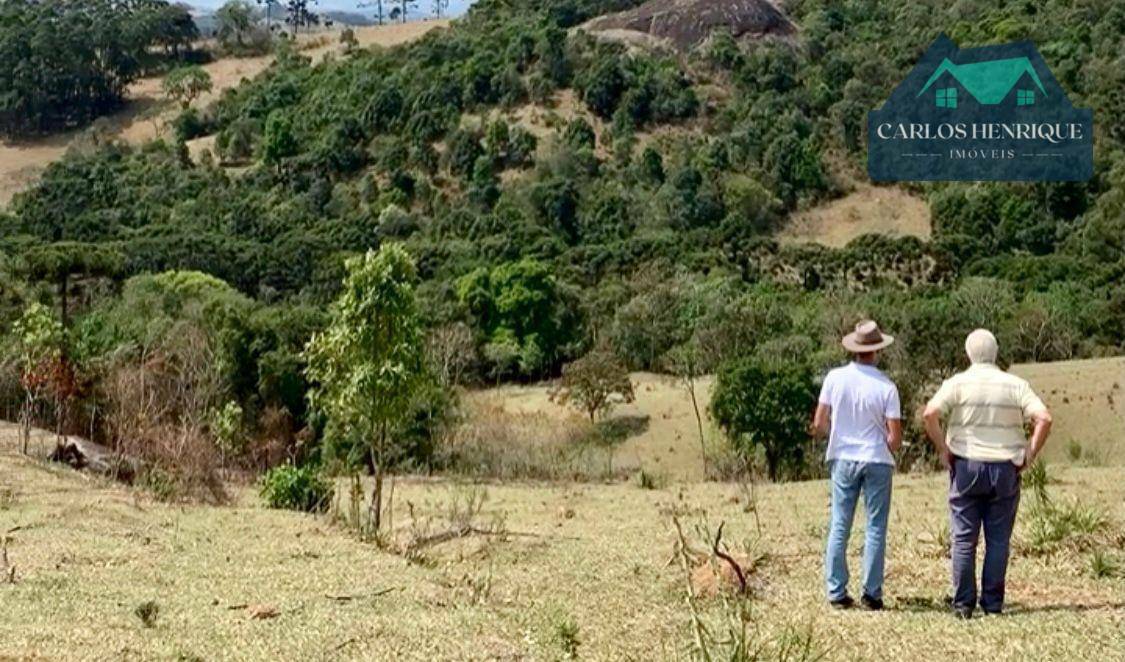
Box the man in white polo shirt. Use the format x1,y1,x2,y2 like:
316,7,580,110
813,320,903,610
923,329,1053,619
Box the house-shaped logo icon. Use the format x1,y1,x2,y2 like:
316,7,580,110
918,57,1045,108
868,35,1093,182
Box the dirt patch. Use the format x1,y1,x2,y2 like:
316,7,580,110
583,0,795,51
780,185,931,247
0,20,449,207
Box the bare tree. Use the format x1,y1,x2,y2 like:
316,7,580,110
358,0,385,25
426,322,476,387
663,342,709,475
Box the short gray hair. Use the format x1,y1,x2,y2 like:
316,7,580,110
965,328,998,364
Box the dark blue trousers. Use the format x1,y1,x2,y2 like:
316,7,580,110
949,456,1021,614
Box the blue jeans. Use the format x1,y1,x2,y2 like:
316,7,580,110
825,460,893,601
949,456,1021,614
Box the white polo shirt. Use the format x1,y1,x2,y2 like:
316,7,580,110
819,362,901,466
926,363,1047,464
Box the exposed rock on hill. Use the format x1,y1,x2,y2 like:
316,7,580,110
583,0,796,51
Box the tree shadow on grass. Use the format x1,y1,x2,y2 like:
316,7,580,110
893,594,1125,615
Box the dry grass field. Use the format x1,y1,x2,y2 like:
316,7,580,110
466,358,1125,482
781,185,931,248
3,351,1125,661
1011,357,1125,466
1,423,1123,661
0,20,449,206
463,373,719,482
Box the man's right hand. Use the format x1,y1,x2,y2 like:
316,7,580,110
941,449,953,470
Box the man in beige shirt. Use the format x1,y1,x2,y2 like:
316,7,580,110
923,329,1052,619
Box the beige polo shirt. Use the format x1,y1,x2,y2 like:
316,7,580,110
927,363,1048,463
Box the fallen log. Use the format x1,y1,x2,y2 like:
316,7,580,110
49,436,141,484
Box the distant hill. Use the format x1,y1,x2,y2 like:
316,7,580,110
185,0,476,27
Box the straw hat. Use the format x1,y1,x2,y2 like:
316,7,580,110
841,320,894,353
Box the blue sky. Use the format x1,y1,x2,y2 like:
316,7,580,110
187,0,477,18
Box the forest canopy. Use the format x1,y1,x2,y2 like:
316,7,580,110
0,0,199,136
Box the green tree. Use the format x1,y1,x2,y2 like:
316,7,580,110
12,303,64,454
162,66,214,110
0,0,175,136
262,111,298,171
710,356,818,481
457,258,576,379
550,347,634,421
304,245,426,531
216,1,255,49
22,242,122,329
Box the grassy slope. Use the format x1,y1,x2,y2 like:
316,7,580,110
1011,357,1125,465
780,184,932,248
466,372,719,481
468,358,1125,483
2,423,1124,660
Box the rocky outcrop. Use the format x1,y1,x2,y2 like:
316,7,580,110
49,436,141,483
583,0,796,51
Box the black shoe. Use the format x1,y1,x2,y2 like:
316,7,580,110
952,606,973,620
981,608,1002,616
829,595,855,610
861,594,884,611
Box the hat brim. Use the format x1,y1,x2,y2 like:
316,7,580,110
842,333,894,353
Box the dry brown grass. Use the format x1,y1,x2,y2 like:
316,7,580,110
780,184,931,247
438,393,609,480
462,359,1125,484
1011,356,1125,466
2,416,1124,660
456,373,720,482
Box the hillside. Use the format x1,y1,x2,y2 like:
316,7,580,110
0,21,448,206
3,423,1124,660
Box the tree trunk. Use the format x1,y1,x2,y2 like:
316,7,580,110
765,446,780,482
371,463,384,531
686,376,707,475
19,392,32,455
369,422,388,531
59,271,69,330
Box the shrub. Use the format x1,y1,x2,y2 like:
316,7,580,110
637,468,666,490
1022,491,1108,556
171,107,211,142
710,356,818,481
134,601,160,628
1090,550,1121,579
549,608,581,659
1066,439,1083,462
340,27,358,51
260,464,333,513
1020,459,1052,502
